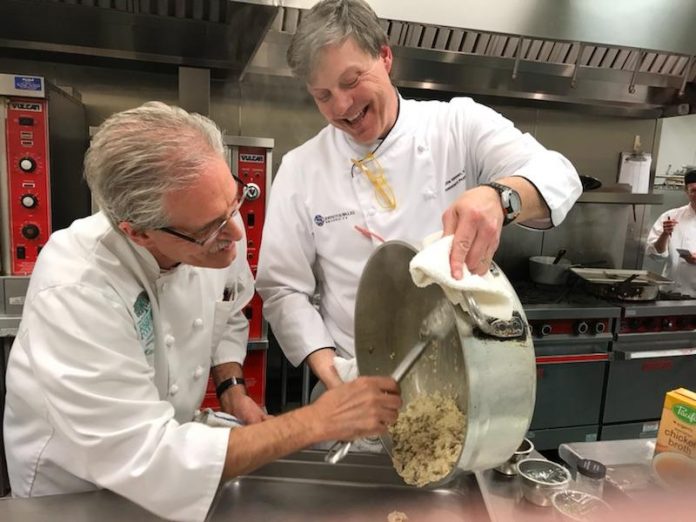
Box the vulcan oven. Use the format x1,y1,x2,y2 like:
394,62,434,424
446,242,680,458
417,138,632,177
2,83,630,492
601,298,696,440
198,136,274,410
515,283,622,451
0,73,91,276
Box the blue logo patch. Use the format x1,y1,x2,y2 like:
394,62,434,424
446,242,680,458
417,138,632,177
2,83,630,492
14,76,42,91
314,215,325,226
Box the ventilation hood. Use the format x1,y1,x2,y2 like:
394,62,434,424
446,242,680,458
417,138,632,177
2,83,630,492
250,0,696,118
0,0,278,78
1,0,694,117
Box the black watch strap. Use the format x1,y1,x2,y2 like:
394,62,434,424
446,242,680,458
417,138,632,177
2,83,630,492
215,377,246,399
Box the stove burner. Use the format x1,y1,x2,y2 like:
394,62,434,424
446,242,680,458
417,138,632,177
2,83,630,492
512,280,606,306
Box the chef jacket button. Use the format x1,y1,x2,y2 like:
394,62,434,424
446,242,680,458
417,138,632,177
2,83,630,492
193,318,204,328
367,208,376,216
417,144,426,153
169,384,179,396
165,334,175,347
193,366,204,379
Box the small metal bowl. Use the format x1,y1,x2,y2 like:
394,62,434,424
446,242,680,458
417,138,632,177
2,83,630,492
551,489,613,521
494,437,534,476
517,458,571,506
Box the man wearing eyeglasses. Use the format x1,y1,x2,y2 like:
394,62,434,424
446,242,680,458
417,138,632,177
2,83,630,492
3,102,401,521
256,0,582,392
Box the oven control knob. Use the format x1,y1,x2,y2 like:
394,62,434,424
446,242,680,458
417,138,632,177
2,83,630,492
574,321,589,335
540,324,552,336
20,194,38,208
628,318,641,330
593,321,606,335
19,157,36,172
662,318,674,329
244,182,261,201
21,223,40,240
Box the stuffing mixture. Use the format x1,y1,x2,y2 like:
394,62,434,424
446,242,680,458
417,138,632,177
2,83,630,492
389,392,466,486
387,511,409,522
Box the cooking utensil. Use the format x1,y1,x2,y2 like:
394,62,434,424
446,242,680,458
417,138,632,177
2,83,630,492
354,241,535,479
325,300,455,464
517,459,571,507
579,175,602,191
569,268,674,301
552,249,567,265
529,255,573,285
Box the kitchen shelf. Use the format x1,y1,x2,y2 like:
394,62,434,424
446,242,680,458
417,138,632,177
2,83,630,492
577,191,664,205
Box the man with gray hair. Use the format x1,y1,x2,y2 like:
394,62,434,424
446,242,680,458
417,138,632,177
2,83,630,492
3,102,401,521
257,0,582,390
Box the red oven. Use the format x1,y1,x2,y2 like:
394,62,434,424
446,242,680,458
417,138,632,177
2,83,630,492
199,136,273,410
0,73,90,276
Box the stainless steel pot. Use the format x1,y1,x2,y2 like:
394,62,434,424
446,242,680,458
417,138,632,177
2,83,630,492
354,241,536,479
529,255,573,285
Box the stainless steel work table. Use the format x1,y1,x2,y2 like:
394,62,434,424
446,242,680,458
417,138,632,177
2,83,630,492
0,449,558,522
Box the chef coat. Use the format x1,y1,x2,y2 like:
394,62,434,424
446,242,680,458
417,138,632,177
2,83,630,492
3,211,254,522
256,95,581,366
646,203,696,293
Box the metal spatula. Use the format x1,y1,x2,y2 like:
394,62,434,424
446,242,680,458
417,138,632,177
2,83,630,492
325,300,455,464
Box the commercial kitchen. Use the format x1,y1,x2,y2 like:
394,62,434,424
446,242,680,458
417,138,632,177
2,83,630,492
1,0,696,520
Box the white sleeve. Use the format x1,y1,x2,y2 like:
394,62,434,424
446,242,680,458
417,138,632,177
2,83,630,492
25,284,228,522
452,98,582,228
256,155,335,367
212,214,255,366
646,210,670,258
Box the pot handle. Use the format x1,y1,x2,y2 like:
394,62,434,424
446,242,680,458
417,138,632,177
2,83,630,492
462,292,526,339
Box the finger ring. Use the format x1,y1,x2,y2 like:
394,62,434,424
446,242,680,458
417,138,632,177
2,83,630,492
480,257,489,264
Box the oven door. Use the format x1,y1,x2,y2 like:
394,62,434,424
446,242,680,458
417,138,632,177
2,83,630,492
603,331,696,424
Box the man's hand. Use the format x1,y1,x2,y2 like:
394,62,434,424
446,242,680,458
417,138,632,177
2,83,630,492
311,376,401,442
443,185,503,278
684,252,696,265
662,217,678,236
224,392,271,425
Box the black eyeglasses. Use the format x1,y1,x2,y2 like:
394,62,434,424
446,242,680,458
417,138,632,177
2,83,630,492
158,174,248,246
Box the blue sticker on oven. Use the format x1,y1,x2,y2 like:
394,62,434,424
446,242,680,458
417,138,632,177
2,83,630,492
14,76,43,91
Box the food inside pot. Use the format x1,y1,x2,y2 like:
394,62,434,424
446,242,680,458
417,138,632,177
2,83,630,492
390,391,466,487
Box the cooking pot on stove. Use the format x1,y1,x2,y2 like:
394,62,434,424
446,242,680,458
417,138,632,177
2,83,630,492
569,268,674,301
354,241,536,478
529,255,573,285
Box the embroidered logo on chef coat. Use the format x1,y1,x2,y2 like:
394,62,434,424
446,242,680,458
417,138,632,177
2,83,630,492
445,170,467,192
133,291,155,356
313,210,356,227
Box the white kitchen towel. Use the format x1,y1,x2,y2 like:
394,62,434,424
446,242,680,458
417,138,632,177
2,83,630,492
618,152,652,194
409,233,514,320
333,355,358,382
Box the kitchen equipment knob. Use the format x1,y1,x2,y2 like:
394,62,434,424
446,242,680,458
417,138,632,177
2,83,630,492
628,318,641,330
19,157,36,172
21,223,40,239
540,324,552,336
574,321,589,335
244,182,261,201
593,321,606,335
662,318,674,329
20,194,37,208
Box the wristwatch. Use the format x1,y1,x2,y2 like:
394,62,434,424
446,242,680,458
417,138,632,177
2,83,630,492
484,181,521,226
215,377,246,399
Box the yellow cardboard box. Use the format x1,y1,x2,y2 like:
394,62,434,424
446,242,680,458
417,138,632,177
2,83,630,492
655,388,696,458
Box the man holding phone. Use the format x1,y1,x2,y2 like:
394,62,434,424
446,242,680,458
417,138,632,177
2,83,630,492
646,168,696,293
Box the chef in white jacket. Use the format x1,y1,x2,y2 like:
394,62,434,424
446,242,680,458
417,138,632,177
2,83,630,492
3,102,401,521
646,168,696,293
256,0,582,389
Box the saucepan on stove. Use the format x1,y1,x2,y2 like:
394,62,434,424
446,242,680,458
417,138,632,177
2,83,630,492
569,268,674,301
529,250,572,285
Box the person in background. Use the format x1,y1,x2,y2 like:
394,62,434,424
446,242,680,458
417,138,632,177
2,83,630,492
646,168,696,293
3,102,401,522
256,0,582,391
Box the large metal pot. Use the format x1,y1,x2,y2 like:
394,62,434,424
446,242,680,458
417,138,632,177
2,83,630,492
354,241,536,478
529,255,572,285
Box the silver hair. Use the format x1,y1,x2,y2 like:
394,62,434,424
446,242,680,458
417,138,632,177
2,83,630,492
287,0,388,82
84,101,226,230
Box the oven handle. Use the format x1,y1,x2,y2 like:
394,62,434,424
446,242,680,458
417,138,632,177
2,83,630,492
536,353,609,365
613,348,696,361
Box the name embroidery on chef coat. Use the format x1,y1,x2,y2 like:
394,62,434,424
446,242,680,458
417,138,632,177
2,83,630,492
133,291,155,356
313,210,356,227
445,170,467,192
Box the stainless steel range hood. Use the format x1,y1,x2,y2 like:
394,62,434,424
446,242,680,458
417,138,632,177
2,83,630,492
250,0,696,118
0,0,279,78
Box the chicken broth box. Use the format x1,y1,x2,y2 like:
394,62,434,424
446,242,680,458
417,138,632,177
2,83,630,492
655,388,696,458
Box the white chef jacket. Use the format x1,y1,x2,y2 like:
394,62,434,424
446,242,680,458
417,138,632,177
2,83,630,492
646,203,696,293
256,95,581,366
3,212,254,522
